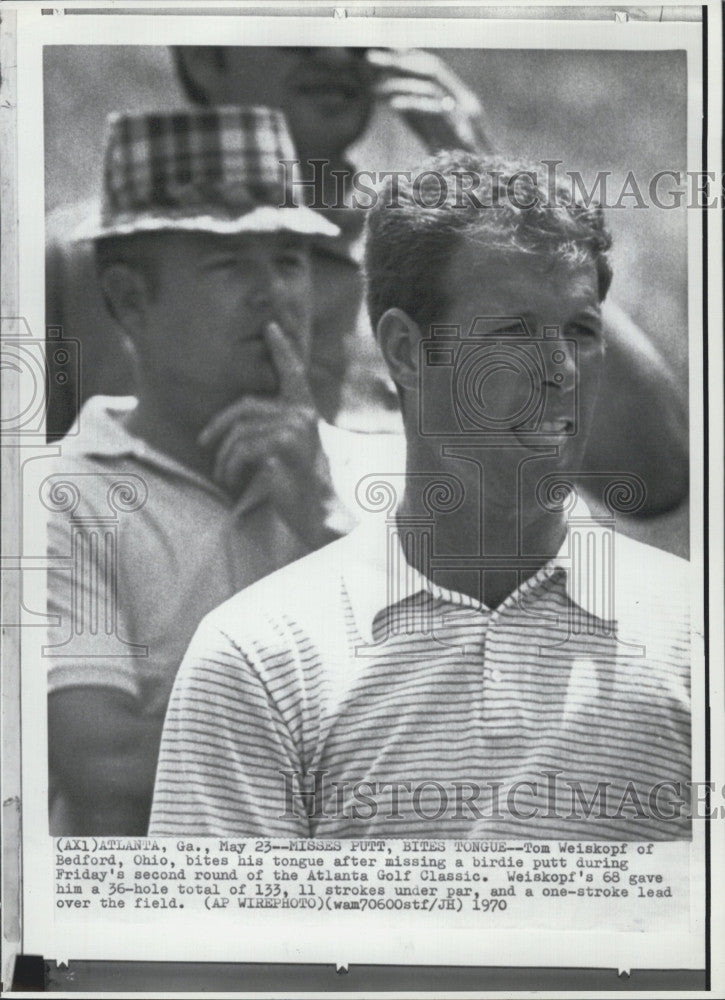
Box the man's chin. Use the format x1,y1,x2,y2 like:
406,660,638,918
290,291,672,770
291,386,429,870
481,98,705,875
294,106,373,159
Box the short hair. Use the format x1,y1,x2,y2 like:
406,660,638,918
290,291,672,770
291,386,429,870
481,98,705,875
364,151,613,334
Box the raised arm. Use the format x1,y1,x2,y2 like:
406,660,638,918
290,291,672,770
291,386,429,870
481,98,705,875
582,299,688,514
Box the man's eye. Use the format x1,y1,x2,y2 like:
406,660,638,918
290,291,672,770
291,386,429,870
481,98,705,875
568,322,600,339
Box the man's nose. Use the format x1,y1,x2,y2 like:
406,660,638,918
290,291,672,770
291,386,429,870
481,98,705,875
247,261,286,307
309,47,374,83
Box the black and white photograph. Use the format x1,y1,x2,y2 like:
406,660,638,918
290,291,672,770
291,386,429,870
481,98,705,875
44,40,693,840
1,1,721,994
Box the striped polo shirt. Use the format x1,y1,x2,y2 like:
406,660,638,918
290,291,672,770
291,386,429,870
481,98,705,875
149,507,691,840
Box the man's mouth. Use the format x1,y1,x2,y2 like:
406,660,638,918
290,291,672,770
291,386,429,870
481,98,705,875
511,416,574,447
538,417,574,435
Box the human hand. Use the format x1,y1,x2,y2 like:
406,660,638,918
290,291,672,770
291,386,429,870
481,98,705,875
367,48,493,154
199,322,337,547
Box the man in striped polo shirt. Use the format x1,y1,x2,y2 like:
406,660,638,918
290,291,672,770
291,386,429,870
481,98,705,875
149,153,691,840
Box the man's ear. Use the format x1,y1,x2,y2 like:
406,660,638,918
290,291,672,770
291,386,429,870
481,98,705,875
376,308,422,392
173,47,226,106
99,265,150,337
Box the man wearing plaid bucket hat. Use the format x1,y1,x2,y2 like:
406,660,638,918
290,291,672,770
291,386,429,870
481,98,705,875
47,105,345,835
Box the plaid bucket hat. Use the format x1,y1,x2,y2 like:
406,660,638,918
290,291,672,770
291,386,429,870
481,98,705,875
73,105,339,241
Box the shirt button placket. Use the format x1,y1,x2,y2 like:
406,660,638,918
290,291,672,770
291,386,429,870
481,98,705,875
481,609,500,701
482,603,511,724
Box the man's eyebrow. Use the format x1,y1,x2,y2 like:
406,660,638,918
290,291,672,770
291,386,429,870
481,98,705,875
200,249,247,261
203,240,258,255
197,250,255,269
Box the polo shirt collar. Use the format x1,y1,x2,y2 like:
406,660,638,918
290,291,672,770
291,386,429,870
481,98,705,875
63,395,268,515
343,496,610,643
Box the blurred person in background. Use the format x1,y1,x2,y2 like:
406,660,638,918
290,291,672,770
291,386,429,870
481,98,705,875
47,107,342,835
47,46,688,517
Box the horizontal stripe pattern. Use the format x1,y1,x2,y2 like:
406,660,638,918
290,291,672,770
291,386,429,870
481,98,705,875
149,529,691,841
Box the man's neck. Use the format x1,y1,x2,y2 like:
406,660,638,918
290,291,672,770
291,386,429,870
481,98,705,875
398,449,568,609
124,393,214,480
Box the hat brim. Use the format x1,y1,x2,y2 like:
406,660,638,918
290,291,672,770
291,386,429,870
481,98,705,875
72,205,340,242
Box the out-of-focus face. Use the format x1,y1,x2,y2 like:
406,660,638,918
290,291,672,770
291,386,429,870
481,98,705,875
199,47,377,159
137,231,312,418
415,241,605,511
